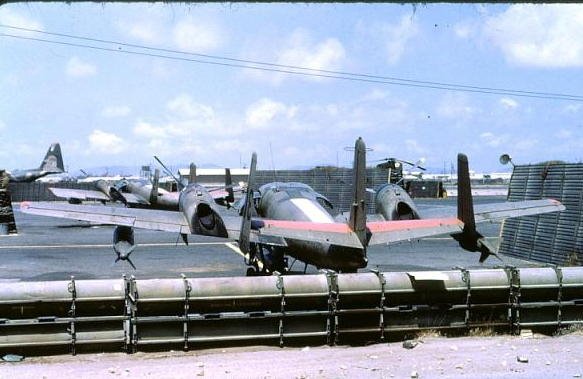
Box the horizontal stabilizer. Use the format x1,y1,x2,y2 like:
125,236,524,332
254,219,365,249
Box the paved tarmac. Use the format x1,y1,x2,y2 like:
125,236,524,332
0,197,539,282
4,197,580,378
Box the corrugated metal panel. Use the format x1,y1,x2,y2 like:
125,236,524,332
255,168,390,213
8,182,97,202
500,163,583,266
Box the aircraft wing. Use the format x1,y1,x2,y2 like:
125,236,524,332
49,187,111,202
367,218,464,245
419,199,564,222
20,202,190,233
473,199,565,222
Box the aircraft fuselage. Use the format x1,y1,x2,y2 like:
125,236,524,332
8,169,56,183
255,182,366,271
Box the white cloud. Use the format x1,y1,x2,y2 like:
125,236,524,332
129,91,416,168
0,8,43,34
132,94,224,157
562,104,582,114
277,29,345,72
358,16,419,65
172,17,223,52
0,120,5,131
245,98,297,129
101,106,132,118
133,121,167,140
454,21,477,39
166,94,215,122
485,5,583,67
515,137,538,151
480,132,507,147
116,8,168,46
383,15,419,64
362,89,391,102
405,139,425,154
556,129,572,139
127,23,163,45
436,93,479,120
246,29,345,84
500,97,519,110
88,130,125,154
66,57,97,78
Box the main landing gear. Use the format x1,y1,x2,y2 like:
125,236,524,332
245,243,288,276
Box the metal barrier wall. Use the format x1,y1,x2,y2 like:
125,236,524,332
1,267,582,355
499,163,583,266
8,182,96,202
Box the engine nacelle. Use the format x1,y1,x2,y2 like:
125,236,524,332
179,185,229,238
375,184,421,220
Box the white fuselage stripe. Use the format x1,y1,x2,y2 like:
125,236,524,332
290,198,334,223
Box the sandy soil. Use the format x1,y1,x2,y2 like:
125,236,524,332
2,331,582,378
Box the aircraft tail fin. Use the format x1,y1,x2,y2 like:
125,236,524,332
453,153,498,262
457,153,475,231
0,171,17,235
189,163,196,185
348,137,368,247
239,152,257,256
150,169,160,205
225,168,235,204
40,143,64,173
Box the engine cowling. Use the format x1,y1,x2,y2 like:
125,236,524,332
375,184,421,220
179,186,229,238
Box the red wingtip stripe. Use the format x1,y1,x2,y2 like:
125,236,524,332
258,217,463,234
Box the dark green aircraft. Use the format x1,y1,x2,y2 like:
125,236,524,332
7,143,65,183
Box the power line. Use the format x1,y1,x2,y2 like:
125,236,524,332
4,24,582,101
2,24,583,102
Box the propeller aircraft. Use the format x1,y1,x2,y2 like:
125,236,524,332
20,138,564,274
7,143,65,183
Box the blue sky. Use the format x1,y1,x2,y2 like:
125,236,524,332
1,3,583,174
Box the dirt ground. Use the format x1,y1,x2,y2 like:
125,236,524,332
2,331,582,378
